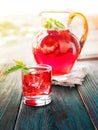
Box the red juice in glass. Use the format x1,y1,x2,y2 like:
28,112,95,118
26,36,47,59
22,64,52,106
32,29,80,76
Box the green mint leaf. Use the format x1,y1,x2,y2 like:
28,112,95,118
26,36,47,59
21,68,29,75
4,65,21,75
44,18,65,30
4,60,29,75
14,60,26,68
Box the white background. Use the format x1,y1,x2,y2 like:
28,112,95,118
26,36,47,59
0,0,98,16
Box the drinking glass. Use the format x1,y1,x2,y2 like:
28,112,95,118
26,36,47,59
22,64,52,106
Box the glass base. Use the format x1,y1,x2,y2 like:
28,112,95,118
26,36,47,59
23,95,52,106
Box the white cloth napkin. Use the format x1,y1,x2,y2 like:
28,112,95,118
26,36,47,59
52,66,87,87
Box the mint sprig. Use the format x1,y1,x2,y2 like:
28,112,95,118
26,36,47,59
44,18,65,30
4,60,29,75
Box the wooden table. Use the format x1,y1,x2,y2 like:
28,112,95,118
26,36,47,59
0,60,98,130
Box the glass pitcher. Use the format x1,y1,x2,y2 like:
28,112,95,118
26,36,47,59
32,11,88,76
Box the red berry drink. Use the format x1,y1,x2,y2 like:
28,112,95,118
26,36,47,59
33,29,80,76
22,64,52,106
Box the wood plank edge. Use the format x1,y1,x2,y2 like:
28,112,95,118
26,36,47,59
77,88,97,130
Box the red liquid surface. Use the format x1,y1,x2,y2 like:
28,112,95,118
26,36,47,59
22,68,51,97
33,30,80,76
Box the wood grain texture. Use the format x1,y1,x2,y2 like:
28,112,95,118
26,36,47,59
78,61,98,130
15,86,94,130
0,67,22,130
0,61,98,130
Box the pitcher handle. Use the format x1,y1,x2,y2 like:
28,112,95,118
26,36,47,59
68,12,88,52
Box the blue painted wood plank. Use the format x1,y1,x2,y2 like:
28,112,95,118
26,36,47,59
0,71,22,130
0,61,97,130
15,86,95,130
78,61,98,130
